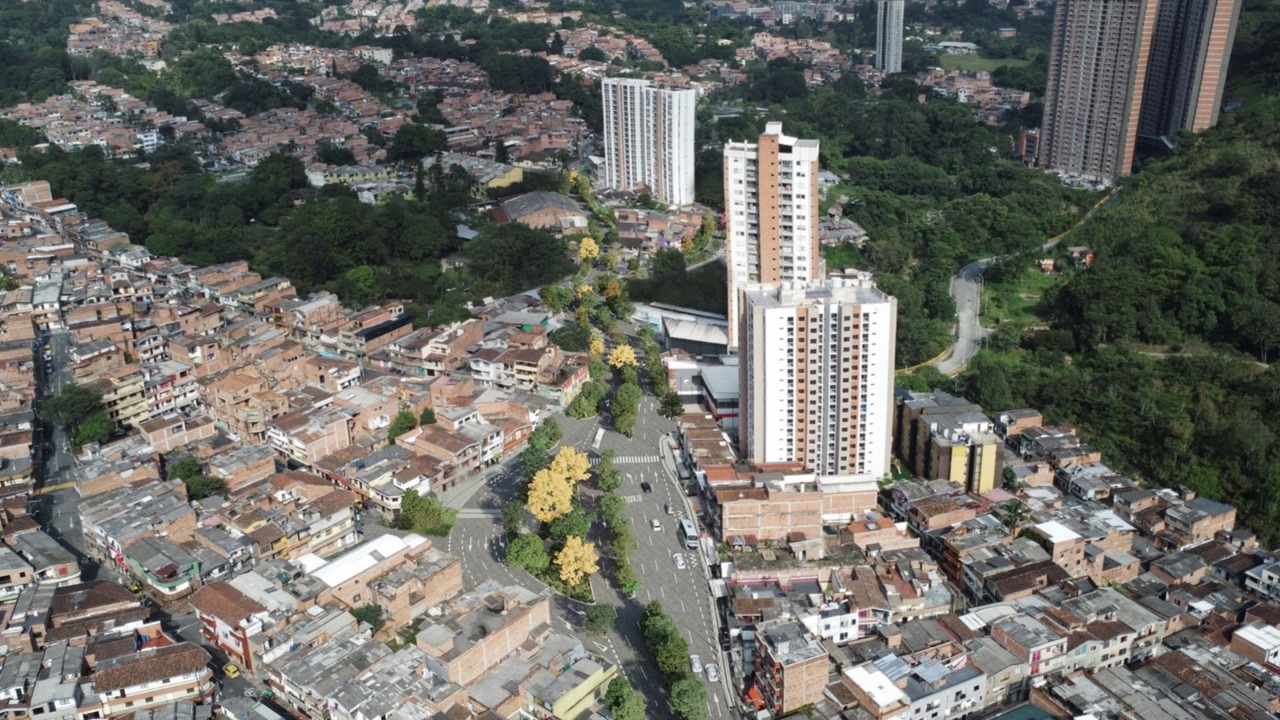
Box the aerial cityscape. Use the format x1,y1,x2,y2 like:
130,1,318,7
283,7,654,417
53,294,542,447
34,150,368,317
0,1,1278,720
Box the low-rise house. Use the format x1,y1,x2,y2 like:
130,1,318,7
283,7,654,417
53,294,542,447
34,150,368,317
89,643,215,716
190,581,271,672
7,531,81,588
749,619,828,716
266,626,392,719
990,614,1067,681
415,581,551,687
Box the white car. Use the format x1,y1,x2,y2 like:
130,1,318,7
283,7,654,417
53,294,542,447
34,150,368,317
651,518,662,531
689,655,702,674
673,553,686,570
706,663,719,683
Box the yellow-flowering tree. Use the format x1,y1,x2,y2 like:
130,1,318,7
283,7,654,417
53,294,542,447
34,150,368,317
579,236,600,262
589,338,606,360
607,344,639,369
555,535,600,586
549,446,591,484
527,467,574,522
576,283,594,299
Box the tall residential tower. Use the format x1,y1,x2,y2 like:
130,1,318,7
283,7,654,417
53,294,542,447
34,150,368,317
601,78,697,206
723,122,822,352
1039,0,1159,186
1139,0,1243,142
739,276,898,479
876,0,905,74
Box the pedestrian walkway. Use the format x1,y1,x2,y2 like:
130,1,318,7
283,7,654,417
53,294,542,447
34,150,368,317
589,454,662,465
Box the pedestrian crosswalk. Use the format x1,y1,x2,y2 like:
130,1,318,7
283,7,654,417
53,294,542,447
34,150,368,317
589,454,662,466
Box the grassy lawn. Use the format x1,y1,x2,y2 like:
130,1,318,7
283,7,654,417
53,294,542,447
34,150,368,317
938,54,1031,73
981,265,1063,326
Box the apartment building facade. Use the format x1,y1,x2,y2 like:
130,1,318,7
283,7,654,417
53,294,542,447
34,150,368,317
601,78,696,206
1040,0,1159,185
739,277,897,479
875,0,905,73
1139,0,1243,141
724,122,822,351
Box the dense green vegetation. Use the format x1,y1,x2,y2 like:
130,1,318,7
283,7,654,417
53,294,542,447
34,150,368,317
939,0,1280,543
692,78,1094,365
1050,92,1280,359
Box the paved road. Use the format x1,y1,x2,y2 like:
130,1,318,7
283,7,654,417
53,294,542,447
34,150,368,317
935,259,992,376
931,188,1122,376
448,396,735,720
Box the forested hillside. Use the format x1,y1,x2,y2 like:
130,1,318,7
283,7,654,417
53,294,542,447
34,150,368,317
948,0,1280,545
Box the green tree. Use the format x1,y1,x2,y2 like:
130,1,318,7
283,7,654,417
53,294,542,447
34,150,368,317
548,506,595,541
420,407,437,425
388,123,448,163
387,410,418,444
521,445,551,479
250,152,307,198
351,603,385,631
465,224,571,295
659,392,684,420
668,676,708,720
551,323,592,352
585,603,616,635
503,501,527,536
43,384,103,427
316,141,357,166
167,456,202,481
183,474,228,501
540,283,573,313
507,533,551,574
530,419,562,450
604,676,647,720
70,412,112,449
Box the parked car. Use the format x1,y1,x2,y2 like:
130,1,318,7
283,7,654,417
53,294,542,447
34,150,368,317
706,663,720,683
673,553,686,570
689,655,703,674
223,663,241,679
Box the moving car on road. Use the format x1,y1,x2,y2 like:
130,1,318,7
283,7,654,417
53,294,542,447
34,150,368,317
706,663,719,683
689,655,702,674
673,552,686,570
223,663,241,679
651,518,662,531
640,481,653,493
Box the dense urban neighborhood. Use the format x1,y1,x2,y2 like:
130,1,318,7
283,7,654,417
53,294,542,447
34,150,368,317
1,1,1280,720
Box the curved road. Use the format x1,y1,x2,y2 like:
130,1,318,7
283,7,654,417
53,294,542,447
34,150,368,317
931,187,1122,376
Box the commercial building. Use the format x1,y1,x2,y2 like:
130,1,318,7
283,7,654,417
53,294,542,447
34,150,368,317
1040,0,1159,185
1139,0,1243,142
601,78,696,206
724,122,822,351
739,276,896,479
875,0,905,74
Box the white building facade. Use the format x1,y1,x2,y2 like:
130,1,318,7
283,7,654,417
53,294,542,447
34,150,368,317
724,122,822,352
601,78,696,206
739,276,897,479
876,0,905,74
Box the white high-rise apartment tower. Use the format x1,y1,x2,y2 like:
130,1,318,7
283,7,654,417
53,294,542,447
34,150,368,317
601,78,696,207
876,0,905,74
739,276,898,479
723,122,822,352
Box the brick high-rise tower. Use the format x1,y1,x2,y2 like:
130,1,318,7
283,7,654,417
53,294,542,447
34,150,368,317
1040,0,1161,186
1139,0,1243,142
